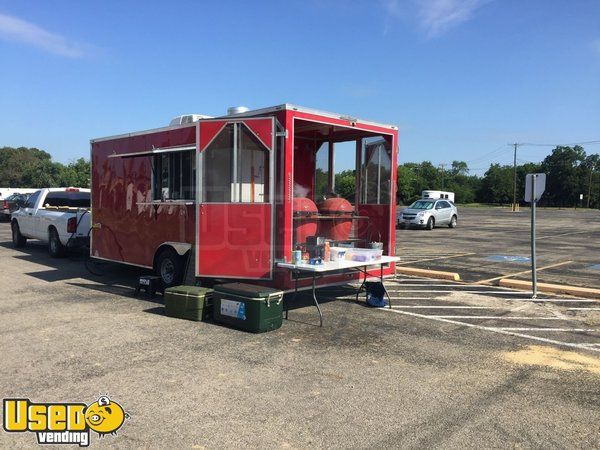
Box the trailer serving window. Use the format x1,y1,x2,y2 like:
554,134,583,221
201,123,269,203
360,136,392,204
152,151,196,201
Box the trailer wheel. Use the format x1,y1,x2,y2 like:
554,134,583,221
11,221,26,247
48,227,66,257
156,248,184,288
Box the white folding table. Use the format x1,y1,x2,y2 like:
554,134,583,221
277,256,400,326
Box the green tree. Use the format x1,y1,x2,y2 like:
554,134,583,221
479,164,513,204
540,146,586,207
59,158,91,188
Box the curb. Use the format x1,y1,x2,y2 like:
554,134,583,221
499,279,600,299
396,267,461,281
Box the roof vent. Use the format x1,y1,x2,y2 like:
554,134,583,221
227,106,250,115
169,114,212,126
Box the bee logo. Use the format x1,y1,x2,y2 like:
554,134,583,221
84,396,129,436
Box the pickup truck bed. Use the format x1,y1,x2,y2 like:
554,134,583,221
11,188,91,257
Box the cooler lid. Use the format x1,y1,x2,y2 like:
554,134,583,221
214,282,282,298
165,285,213,297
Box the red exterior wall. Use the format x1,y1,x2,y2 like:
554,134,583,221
91,126,196,267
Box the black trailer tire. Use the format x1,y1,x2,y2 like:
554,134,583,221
48,227,67,257
426,217,435,230
156,248,184,288
449,215,458,228
11,221,26,247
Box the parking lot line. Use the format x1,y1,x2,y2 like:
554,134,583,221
391,306,497,309
428,316,563,320
567,307,600,311
474,260,574,285
381,307,600,353
485,327,599,332
536,230,596,240
514,298,599,303
396,252,475,265
390,290,541,295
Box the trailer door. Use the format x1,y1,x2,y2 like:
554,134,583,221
196,118,275,279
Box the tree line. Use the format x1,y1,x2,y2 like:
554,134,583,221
0,147,90,188
2,145,599,207
339,145,599,207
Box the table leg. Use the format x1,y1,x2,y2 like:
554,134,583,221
312,273,323,327
356,266,368,302
285,270,300,320
381,264,392,308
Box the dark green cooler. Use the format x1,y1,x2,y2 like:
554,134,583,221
213,283,283,333
164,286,213,321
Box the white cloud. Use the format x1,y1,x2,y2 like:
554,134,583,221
382,0,488,38
418,0,486,37
0,12,84,57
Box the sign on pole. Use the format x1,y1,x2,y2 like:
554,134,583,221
526,173,546,299
524,173,546,203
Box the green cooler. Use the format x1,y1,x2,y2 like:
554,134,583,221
164,286,213,321
213,283,283,333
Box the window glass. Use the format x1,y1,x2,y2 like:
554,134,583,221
68,192,90,208
201,122,270,203
314,142,329,201
410,200,434,210
333,141,357,203
153,150,196,201
202,124,234,202
44,192,69,207
237,123,269,203
25,191,40,208
360,136,391,204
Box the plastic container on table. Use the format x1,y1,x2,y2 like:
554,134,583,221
344,248,383,263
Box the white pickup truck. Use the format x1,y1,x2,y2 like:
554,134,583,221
11,188,91,257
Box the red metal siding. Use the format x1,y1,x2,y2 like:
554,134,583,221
91,126,196,267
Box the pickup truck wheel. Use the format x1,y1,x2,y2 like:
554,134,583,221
426,217,435,230
11,221,26,247
48,228,66,257
449,215,458,228
156,248,183,288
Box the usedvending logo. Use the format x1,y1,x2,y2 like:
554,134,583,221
3,395,129,447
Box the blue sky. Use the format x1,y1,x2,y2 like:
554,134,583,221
0,0,599,175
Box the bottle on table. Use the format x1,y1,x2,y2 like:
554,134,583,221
324,241,331,262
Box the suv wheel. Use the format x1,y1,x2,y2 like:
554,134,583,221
426,217,435,230
449,215,457,228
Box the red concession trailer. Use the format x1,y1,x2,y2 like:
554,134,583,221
90,104,398,291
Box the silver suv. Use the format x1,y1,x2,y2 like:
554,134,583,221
397,199,458,230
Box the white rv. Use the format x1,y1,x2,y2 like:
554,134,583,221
421,190,455,203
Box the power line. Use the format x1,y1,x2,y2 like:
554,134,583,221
519,140,600,147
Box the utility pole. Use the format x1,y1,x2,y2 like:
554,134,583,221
587,168,594,208
512,143,519,212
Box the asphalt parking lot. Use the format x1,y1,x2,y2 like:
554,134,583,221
397,206,600,288
1,221,599,448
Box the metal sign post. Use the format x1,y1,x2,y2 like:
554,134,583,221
524,173,546,299
530,176,537,298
